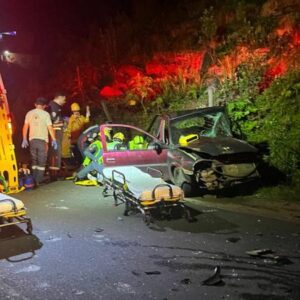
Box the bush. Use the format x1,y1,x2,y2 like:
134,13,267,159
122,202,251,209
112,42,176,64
255,71,300,182
217,62,300,184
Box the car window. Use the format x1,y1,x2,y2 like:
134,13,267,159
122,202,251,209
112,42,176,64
102,125,158,151
170,111,232,144
148,116,161,138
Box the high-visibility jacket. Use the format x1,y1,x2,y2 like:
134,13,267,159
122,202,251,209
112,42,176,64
82,140,103,166
67,115,89,144
62,129,72,158
107,140,127,150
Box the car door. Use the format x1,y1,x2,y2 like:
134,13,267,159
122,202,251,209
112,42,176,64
100,124,169,179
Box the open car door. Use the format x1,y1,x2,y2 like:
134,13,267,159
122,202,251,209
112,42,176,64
100,124,169,180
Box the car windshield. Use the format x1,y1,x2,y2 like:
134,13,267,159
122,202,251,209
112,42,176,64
170,110,232,145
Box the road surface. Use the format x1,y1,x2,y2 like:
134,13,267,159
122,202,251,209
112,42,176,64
0,181,299,299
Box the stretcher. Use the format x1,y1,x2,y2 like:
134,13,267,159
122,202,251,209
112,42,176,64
0,193,32,234
102,166,192,225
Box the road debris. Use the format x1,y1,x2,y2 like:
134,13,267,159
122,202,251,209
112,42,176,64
131,270,140,276
202,266,224,286
246,249,273,257
145,271,161,275
246,249,293,265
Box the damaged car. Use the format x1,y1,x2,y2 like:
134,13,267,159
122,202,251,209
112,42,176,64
99,106,259,196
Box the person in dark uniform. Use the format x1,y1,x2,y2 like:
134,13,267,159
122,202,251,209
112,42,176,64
48,92,66,180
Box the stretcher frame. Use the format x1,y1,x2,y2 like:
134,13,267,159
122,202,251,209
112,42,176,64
0,199,33,234
102,168,192,225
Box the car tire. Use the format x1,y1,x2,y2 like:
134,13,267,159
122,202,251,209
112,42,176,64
173,167,193,197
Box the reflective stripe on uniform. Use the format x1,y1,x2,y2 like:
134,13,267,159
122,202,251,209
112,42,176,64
36,166,45,170
49,166,60,170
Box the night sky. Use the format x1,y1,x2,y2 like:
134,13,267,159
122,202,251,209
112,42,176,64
0,0,138,108
0,0,132,53
0,0,134,136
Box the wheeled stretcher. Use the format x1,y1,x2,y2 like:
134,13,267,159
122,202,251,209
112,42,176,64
0,193,33,234
102,166,191,224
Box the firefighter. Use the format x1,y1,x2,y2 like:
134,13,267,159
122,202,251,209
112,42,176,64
77,124,100,158
74,127,112,181
107,132,127,150
67,102,90,163
48,92,66,180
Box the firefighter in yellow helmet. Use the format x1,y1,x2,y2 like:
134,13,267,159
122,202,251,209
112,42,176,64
107,132,127,150
67,102,91,164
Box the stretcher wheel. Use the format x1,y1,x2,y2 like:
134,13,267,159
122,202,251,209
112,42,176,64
113,190,118,206
143,213,153,226
183,206,195,222
27,219,33,234
124,200,130,216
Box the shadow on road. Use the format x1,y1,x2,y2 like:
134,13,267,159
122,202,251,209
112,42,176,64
0,225,43,262
150,204,238,234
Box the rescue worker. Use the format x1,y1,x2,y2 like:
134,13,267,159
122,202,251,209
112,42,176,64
107,132,127,150
61,117,72,160
128,135,145,150
67,102,90,164
77,124,100,158
75,127,112,181
48,92,66,180
21,97,58,186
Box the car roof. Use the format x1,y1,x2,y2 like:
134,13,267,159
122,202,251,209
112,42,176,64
163,106,226,121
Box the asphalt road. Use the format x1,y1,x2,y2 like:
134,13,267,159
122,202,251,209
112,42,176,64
0,181,299,300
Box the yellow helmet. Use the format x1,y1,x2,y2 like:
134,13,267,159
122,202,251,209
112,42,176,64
178,134,198,146
71,102,80,112
113,132,125,142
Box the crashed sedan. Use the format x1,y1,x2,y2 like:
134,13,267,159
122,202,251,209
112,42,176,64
99,106,259,196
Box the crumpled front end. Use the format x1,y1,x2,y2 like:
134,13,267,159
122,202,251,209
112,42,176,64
193,154,259,190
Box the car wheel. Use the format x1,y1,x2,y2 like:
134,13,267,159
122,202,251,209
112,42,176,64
173,167,193,197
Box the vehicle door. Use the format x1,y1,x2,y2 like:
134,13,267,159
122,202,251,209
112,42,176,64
100,124,169,179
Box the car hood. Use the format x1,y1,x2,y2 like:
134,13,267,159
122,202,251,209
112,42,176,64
179,137,257,157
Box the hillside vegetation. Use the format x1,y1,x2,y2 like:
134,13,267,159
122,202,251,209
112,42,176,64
15,0,300,184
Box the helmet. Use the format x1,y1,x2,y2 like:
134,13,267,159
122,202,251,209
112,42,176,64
71,102,80,112
113,132,125,142
178,134,198,146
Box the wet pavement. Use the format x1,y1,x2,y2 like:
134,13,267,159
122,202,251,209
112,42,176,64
0,181,299,299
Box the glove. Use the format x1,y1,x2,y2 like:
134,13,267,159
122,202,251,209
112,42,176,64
21,139,29,148
51,140,58,150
